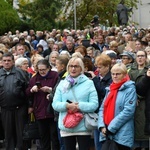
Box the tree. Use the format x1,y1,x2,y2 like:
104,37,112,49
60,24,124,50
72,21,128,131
17,0,64,31
62,0,138,29
0,0,21,35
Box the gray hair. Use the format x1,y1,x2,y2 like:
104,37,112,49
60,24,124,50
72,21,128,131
15,57,28,67
49,51,59,58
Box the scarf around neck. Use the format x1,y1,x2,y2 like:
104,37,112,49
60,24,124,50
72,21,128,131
62,74,82,93
103,75,129,126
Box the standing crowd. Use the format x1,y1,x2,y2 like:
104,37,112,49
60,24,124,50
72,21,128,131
0,24,150,150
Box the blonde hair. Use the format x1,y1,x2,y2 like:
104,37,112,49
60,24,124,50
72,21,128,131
145,46,150,52
67,57,84,74
0,44,8,53
111,63,127,75
72,52,84,60
31,54,44,72
109,40,118,47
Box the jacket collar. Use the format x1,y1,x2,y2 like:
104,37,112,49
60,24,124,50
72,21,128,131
1,66,16,76
101,71,112,81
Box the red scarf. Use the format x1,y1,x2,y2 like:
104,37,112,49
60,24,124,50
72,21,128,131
104,75,129,126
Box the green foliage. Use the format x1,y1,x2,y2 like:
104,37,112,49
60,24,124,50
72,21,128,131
17,0,64,31
64,0,138,29
0,0,21,35
0,0,139,34
5,0,13,6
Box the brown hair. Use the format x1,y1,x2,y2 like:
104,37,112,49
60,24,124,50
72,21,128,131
75,45,87,56
83,58,93,71
95,53,111,67
56,55,69,68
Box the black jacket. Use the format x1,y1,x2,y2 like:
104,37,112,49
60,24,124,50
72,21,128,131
0,66,27,109
92,71,112,112
136,74,150,135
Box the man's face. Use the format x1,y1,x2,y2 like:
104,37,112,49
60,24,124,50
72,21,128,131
52,45,59,52
96,36,104,44
66,41,73,50
2,56,14,70
16,45,25,56
87,50,94,58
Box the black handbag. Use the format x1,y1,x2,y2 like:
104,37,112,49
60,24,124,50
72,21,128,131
23,114,40,140
101,137,118,150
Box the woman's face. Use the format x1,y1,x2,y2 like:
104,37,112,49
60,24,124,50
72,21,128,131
111,68,126,83
136,51,146,66
96,64,109,77
110,46,118,52
68,60,82,78
20,60,29,71
135,41,142,51
37,64,49,76
56,60,65,73
49,54,58,65
111,58,117,67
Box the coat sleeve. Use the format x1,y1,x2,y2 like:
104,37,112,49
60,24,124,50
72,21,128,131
52,81,68,112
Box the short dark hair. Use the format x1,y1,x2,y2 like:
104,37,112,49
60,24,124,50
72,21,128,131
2,52,14,61
15,43,25,50
37,59,51,69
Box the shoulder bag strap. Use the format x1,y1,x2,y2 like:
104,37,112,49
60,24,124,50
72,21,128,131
71,88,78,102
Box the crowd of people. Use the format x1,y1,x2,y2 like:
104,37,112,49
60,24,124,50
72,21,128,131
0,24,150,150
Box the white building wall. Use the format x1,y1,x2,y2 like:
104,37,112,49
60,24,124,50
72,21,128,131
131,0,150,28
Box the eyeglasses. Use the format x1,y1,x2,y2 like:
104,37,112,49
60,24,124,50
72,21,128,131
111,73,122,76
68,65,80,69
22,63,29,66
38,68,48,72
121,57,129,60
136,55,145,58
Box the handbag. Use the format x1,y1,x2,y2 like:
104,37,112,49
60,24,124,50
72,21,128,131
23,113,41,140
63,110,84,128
63,88,84,128
84,112,98,130
101,136,118,150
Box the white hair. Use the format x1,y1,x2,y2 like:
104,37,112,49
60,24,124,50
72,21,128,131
15,57,28,67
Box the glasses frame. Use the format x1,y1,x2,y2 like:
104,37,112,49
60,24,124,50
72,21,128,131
68,65,80,69
111,73,122,76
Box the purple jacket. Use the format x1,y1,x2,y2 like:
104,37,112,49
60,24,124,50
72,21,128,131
26,71,58,120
